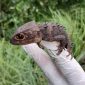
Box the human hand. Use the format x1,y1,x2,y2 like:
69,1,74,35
22,41,85,85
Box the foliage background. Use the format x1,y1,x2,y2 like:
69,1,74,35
0,0,85,85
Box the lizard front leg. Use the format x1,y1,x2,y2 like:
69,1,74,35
37,41,46,49
54,35,66,55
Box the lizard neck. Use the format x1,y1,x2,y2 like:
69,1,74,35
40,28,49,41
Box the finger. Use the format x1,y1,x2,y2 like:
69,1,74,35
54,50,85,85
22,43,68,85
41,41,85,85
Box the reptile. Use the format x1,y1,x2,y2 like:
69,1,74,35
10,21,72,55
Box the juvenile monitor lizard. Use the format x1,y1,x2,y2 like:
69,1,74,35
10,21,72,55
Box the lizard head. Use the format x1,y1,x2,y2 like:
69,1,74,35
10,21,42,45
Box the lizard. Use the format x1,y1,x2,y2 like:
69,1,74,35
10,21,72,55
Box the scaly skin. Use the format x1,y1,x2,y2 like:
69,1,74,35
10,21,72,55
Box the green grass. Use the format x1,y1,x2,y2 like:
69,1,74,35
0,39,47,85
0,7,85,85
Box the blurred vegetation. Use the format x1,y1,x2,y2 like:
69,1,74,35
0,39,47,85
0,0,85,85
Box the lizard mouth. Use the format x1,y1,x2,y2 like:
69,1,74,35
10,38,20,45
10,36,35,45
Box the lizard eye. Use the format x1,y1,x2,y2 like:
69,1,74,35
15,33,25,40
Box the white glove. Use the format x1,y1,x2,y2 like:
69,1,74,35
22,41,85,85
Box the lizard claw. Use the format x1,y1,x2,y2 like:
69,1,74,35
56,46,64,55
66,49,73,59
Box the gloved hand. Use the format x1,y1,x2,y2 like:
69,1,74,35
22,41,85,85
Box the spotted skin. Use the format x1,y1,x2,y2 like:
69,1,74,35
10,21,72,55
